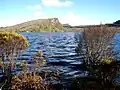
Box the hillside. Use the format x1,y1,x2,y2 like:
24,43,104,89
0,18,65,32
113,20,120,25
2,18,119,32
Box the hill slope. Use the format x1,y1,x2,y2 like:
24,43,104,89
0,18,64,32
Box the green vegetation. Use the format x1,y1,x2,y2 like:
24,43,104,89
0,18,84,32
0,18,68,32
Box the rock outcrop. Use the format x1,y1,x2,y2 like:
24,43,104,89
0,18,64,32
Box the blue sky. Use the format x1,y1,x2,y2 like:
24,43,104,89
0,0,120,26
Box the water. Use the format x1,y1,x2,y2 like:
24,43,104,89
1,32,120,87
24,33,82,67
14,32,84,85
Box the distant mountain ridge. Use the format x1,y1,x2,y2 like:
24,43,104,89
63,20,120,28
1,18,120,32
113,20,120,25
0,18,64,32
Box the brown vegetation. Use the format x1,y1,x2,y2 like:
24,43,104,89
76,26,119,89
76,26,117,65
11,72,54,90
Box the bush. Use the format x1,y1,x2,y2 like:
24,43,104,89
0,32,29,78
10,51,55,90
11,72,54,90
75,26,119,89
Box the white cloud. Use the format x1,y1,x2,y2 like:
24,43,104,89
41,0,72,7
0,19,29,27
34,11,45,17
0,12,104,27
27,5,42,10
26,4,44,17
59,12,101,26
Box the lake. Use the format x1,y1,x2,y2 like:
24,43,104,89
19,32,84,76
1,32,120,87
7,32,84,86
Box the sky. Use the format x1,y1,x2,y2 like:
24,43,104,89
0,0,120,27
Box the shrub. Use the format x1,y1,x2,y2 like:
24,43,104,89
75,26,119,89
10,51,55,90
0,32,29,76
11,72,54,90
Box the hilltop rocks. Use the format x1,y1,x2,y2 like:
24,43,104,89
0,18,64,32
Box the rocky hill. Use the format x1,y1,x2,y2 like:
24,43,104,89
0,18,64,32
113,20,120,24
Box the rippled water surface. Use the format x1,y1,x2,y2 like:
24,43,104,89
17,32,84,79
0,32,84,79
1,32,120,76
1,32,120,87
